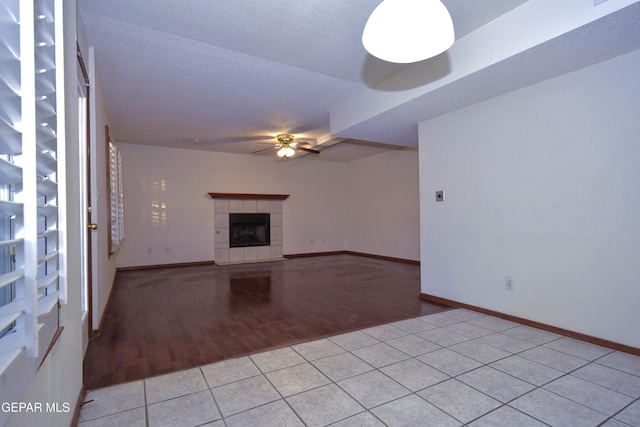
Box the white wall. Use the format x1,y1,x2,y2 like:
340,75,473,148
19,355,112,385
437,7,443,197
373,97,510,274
346,150,420,261
116,145,349,268
117,144,423,268
88,55,119,334
419,49,640,348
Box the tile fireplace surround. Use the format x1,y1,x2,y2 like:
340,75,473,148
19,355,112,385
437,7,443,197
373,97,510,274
209,193,289,265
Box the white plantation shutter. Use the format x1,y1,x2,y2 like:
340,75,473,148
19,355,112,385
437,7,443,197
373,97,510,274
0,0,66,385
109,141,116,250
115,144,124,247
107,135,124,255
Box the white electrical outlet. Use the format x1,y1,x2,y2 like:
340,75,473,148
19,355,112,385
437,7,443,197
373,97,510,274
505,276,515,291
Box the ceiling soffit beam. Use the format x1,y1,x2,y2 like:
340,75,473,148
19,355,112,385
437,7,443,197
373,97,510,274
290,133,347,158
329,0,640,146
315,133,347,149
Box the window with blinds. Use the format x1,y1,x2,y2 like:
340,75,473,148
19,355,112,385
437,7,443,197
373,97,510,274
113,142,124,249
0,0,66,380
106,126,124,255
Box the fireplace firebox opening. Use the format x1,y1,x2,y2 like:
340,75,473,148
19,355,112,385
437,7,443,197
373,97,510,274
229,213,270,248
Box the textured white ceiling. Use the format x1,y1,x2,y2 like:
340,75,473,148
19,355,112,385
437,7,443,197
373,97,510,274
78,0,640,162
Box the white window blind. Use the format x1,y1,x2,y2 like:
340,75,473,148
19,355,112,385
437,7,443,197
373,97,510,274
0,0,66,380
107,129,124,255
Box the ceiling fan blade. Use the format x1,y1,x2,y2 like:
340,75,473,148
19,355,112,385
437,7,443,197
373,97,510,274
251,147,274,155
298,146,320,155
214,135,274,144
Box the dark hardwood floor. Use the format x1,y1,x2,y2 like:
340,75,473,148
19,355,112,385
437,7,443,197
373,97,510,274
83,254,450,390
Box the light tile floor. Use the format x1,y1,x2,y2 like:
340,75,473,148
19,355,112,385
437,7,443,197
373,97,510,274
78,309,640,426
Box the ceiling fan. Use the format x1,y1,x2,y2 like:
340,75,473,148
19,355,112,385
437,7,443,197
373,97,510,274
251,134,320,159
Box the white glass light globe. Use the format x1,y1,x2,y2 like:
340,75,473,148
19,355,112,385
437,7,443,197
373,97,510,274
362,0,455,63
277,146,295,158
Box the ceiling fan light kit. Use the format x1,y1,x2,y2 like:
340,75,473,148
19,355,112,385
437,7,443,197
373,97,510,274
362,0,455,63
250,133,320,159
276,134,296,159
277,146,296,158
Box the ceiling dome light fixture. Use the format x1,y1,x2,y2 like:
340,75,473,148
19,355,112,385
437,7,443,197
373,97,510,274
362,0,455,63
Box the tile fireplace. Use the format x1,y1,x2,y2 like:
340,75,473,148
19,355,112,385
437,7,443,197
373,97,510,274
209,193,289,264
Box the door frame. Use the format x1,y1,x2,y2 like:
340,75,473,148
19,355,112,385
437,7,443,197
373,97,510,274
77,45,93,337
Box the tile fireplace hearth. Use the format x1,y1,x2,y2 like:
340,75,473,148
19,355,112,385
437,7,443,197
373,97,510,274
209,193,289,265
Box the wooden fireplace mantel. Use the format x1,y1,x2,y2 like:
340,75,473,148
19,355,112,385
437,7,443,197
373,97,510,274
207,192,290,200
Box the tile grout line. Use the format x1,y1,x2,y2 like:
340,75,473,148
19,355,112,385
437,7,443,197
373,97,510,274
259,345,317,427
142,380,149,427
200,365,225,426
